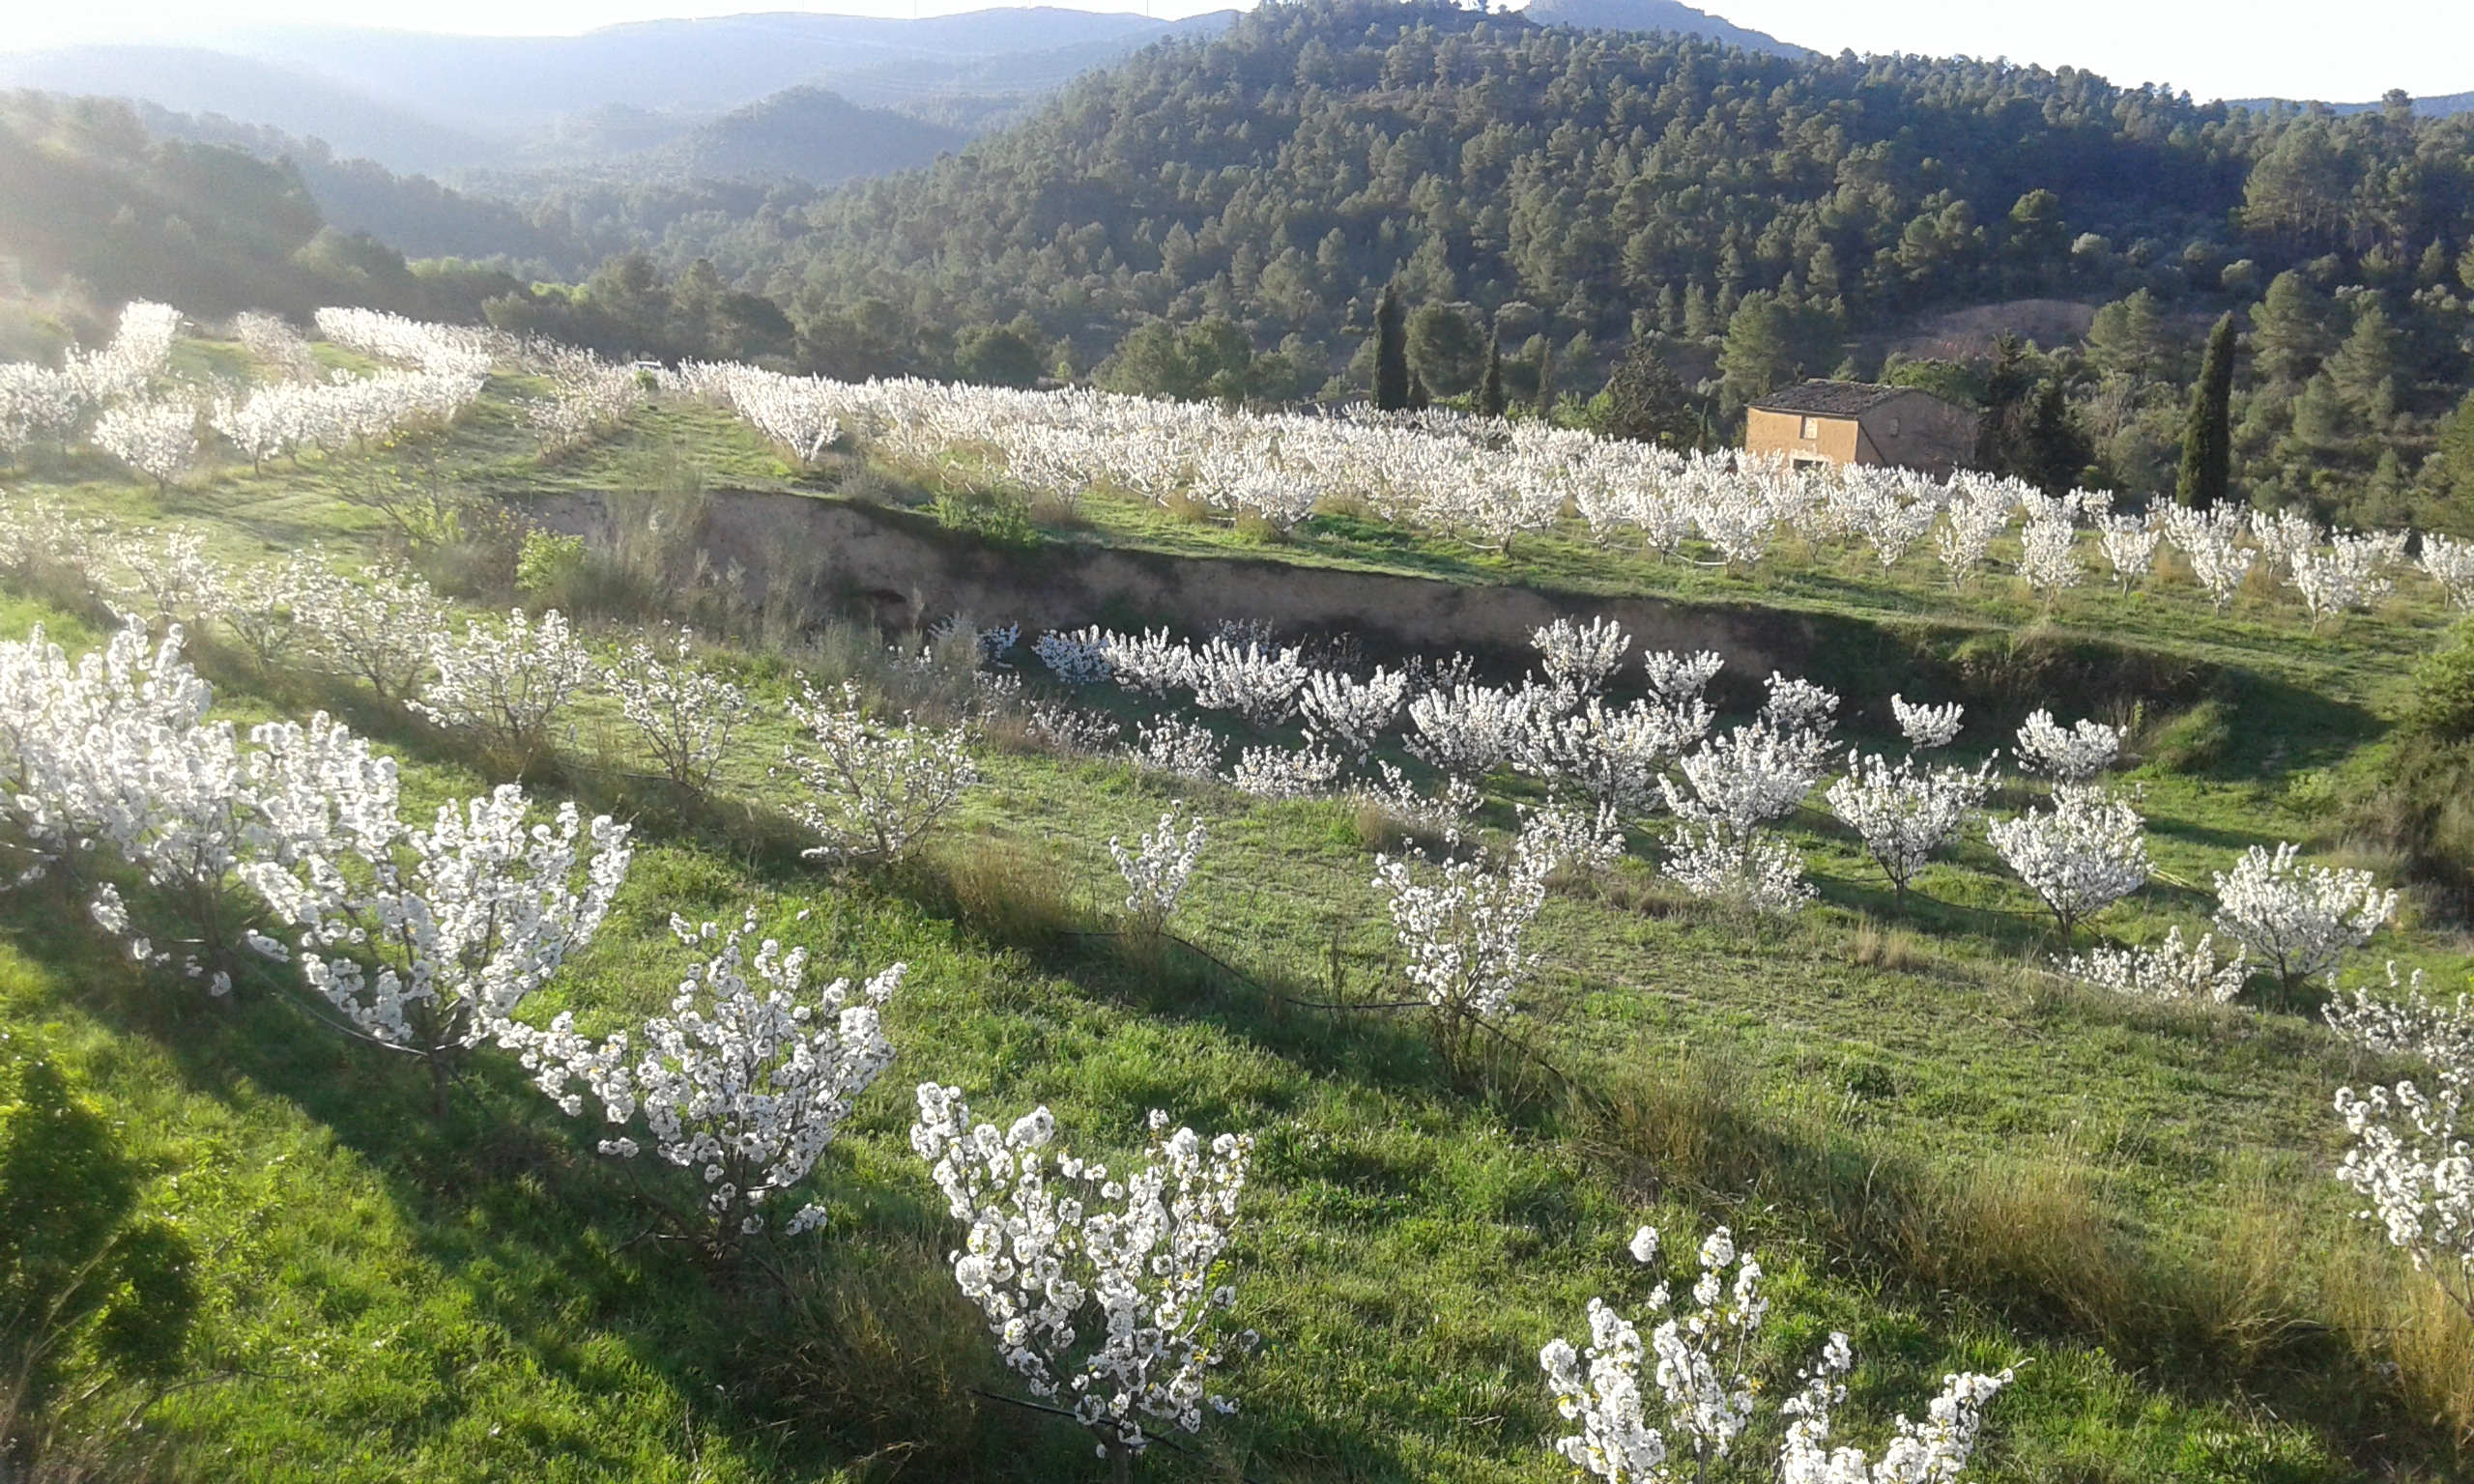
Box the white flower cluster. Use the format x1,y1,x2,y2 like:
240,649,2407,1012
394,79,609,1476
1110,804,1206,935
910,1086,1255,1460
256,782,633,1109
284,555,454,702
2094,510,2163,589
311,307,498,378
1535,615,1630,693
1826,753,1997,901
409,607,594,755
1985,785,2150,934
2291,531,2407,625
605,629,752,793
1033,627,1113,686
1889,695,1965,751
209,363,484,466
1371,810,1591,1041
1539,1224,1767,1482
1778,1330,2015,1484
524,910,904,1239
2210,842,2394,990
523,347,644,454
780,679,980,864
2329,967,2474,1321
2418,532,2474,611
234,311,320,382
2010,709,2119,784
1543,1225,2012,1484
1658,673,1838,911
2056,927,2249,1005
668,359,843,462
91,396,201,486
2162,505,2254,613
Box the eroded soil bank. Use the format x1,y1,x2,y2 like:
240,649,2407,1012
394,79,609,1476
532,488,2229,725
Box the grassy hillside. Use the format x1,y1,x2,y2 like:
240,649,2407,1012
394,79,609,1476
3,333,2471,1484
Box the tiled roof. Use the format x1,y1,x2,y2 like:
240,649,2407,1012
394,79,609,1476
1748,380,1916,417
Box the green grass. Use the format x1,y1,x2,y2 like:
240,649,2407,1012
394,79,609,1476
2,358,2469,1482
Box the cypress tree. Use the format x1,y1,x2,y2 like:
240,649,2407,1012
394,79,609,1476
1406,368,1431,412
1536,337,1558,420
1478,328,1506,417
1373,283,1410,411
2176,312,2237,507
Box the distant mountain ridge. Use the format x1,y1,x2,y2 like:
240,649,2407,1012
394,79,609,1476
629,85,969,185
2224,91,2474,118
0,8,1239,176
1516,0,1807,57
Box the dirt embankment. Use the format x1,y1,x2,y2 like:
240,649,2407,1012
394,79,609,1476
530,489,2217,723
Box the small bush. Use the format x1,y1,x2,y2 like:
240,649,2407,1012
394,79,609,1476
931,487,1038,548
2146,698,2232,774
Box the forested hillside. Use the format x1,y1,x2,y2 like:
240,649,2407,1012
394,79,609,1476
0,93,524,349
685,0,2474,520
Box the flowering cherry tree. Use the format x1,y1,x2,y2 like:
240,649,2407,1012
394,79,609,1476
910,1086,1255,1481
1299,666,1409,758
2010,710,2119,784
1538,1224,1766,1482
1534,615,1629,695
2056,927,2248,1005
2328,967,2474,1322
1777,1331,2015,1484
287,556,452,703
2210,842,2394,993
1826,754,1996,904
1110,805,1206,938
780,680,979,864
524,910,903,1244
604,629,751,793
1371,813,1591,1065
411,608,594,758
1542,1224,2012,1484
1888,695,1964,752
261,783,633,1116
1987,786,2150,936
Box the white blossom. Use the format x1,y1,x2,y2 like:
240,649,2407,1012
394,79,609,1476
911,1088,1255,1460
1826,754,1996,901
1538,1224,1766,1482
287,556,453,702
780,680,979,864
2094,511,2162,589
2017,512,2083,597
411,608,594,755
2418,532,2474,611
1110,805,1206,935
266,783,632,1114
1889,695,1964,751
1372,814,1569,1041
605,628,750,792
2056,927,2248,1004
2010,709,2119,784
1777,1330,2014,1484
1987,785,2149,934
526,910,901,1240
1661,825,1815,913
91,397,200,487
1130,716,1222,781
1226,741,1343,800
1034,627,1113,686
2210,842,2393,990
1534,615,1629,694
1298,666,1409,759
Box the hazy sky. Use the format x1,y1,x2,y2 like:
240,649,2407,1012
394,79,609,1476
8,0,2466,105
